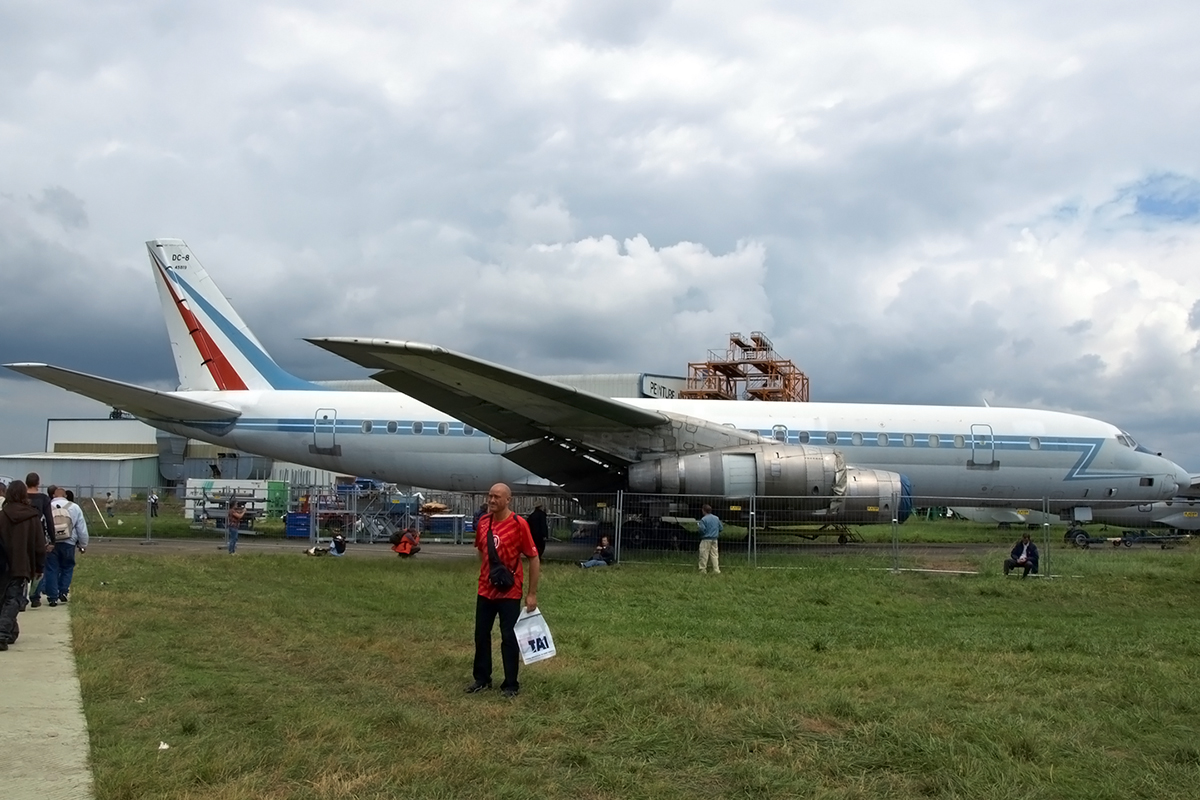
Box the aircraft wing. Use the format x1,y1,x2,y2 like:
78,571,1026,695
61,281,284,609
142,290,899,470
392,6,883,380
306,338,667,443
4,363,241,422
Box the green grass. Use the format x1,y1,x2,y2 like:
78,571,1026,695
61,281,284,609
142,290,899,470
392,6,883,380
72,548,1200,799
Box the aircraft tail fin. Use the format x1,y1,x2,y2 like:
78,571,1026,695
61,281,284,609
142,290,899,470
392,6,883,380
146,239,317,391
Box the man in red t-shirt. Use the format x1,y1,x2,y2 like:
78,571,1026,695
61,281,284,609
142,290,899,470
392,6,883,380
467,483,540,698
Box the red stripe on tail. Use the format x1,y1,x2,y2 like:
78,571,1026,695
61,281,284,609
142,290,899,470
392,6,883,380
157,263,248,390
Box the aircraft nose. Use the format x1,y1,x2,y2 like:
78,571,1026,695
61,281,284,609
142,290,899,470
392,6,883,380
1170,461,1193,496
1157,458,1191,498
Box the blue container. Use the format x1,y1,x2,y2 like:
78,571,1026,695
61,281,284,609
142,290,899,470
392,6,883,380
285,512,311,538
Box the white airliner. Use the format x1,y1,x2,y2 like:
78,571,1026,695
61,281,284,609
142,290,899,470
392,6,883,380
5,238,1195,526
951,500,1200,532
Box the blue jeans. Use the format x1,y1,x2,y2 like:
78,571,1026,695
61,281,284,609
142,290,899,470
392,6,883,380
580,558,608,568
43,543,78,600
227,526,239,553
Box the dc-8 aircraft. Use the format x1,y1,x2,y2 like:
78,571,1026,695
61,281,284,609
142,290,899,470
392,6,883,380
5,239,1194,526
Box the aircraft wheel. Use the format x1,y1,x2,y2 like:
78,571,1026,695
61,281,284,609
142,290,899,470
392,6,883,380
1073,531,1090,549
1123,538,1133,548
838,534,849,545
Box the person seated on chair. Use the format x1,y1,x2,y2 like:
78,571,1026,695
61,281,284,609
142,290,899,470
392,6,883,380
391,527,421,557
1003,532,1039,577
579,535,614,569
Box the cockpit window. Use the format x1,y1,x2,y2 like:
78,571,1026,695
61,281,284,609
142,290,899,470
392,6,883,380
1117,433,1137,448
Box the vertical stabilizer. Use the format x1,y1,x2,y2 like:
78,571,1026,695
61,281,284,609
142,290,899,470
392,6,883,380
147,239,316,391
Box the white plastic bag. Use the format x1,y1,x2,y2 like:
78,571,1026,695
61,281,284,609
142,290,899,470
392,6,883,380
514,608,557,665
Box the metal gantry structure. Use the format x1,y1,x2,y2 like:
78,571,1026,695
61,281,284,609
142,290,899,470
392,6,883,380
681,331,810,402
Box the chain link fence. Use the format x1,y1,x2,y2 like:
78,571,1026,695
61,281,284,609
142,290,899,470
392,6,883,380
36,482,1176,575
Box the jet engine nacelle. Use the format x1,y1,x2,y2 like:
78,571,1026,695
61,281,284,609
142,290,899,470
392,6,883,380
824,468,913,524
627,443,844,507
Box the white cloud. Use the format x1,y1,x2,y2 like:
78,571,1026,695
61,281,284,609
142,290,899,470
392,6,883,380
3,0,1200,468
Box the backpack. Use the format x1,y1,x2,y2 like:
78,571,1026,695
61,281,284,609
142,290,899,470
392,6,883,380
52,503,74,542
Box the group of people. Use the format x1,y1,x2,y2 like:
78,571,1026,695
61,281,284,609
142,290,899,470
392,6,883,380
0,472,89,652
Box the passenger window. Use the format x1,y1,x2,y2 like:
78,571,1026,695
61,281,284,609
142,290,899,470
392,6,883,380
1029,437,1041,450
826,431,838,444
953,435,965,448
798,431,810,444
903,434,914,447
361,420,373,433
773,425,788,443
386,421,398,434
412,421,424,434
437,422,449,435
877,433,889,447
463,425,475,436
928,434,940,448
851,433,863,446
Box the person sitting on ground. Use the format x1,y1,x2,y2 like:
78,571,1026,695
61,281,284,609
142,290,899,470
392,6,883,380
329,533,347,557
391,527,421,557
579,535,614,569
305,534,347,557
1003,532,1039,577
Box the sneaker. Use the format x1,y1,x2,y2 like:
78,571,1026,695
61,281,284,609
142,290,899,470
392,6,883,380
0,642,8,651
58,596,69,605
29,598,41,609
464,680,492,694
502,687,519,699
48,601,58,607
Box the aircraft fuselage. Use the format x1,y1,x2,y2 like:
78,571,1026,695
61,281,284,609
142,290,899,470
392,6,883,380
151,391,1185,508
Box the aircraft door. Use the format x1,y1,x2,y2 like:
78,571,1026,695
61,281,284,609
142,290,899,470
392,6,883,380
721,453,758,497
312,408,341,456
969,424,995,468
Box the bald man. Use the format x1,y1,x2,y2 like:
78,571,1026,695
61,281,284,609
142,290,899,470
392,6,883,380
466,483,540,698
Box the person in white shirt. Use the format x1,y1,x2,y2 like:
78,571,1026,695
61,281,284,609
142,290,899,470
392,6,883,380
40,488,89,605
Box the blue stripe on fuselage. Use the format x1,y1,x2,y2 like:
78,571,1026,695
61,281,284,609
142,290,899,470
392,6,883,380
758,429,1137,481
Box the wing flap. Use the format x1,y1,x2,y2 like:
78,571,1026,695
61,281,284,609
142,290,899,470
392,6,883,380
307,338,666,442
4,363,242,422
503,438,625,493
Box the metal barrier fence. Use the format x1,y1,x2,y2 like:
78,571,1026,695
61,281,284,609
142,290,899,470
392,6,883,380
31,483,1188,575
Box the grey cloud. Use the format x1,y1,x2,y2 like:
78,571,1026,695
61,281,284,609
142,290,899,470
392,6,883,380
32,186,88,229
559,0,673,46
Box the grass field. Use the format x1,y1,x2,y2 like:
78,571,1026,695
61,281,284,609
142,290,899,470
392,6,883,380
70,542,1200,799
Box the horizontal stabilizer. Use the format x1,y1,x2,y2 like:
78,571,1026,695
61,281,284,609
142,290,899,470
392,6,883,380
4,363,241,422
305,338,666,443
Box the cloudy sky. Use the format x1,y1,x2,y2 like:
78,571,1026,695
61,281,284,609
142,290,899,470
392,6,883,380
2,1,1200,469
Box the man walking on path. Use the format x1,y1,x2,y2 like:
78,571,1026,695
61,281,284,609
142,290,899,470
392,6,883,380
41,488,88,606
466,483,540,699
25,473,55,551
697,504,723,574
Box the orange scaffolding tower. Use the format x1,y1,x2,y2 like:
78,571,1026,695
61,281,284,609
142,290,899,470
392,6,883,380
681,331,810,402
